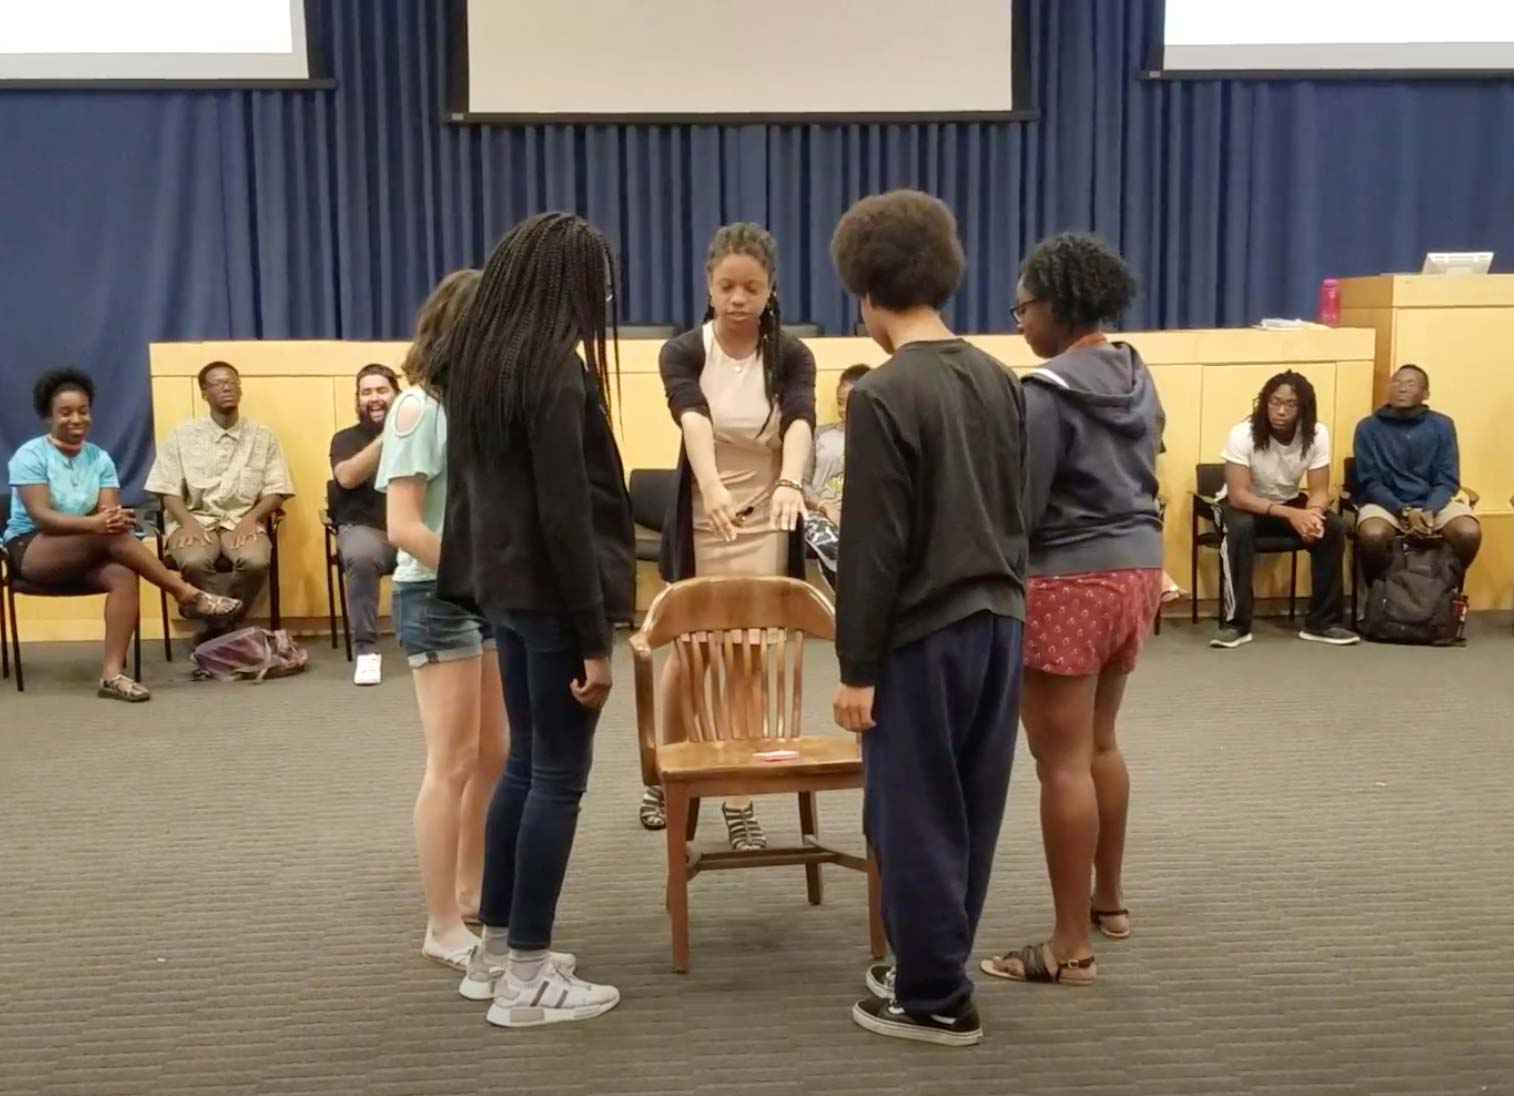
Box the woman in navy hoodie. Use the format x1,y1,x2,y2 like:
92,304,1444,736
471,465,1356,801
983,234,1163,988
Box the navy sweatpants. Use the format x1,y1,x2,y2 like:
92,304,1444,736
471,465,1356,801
862,610,1023,1016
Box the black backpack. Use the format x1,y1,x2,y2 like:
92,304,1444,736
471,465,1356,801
1361,539,1467,646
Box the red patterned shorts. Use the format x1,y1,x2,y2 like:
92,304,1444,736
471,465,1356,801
1024,569,1164,677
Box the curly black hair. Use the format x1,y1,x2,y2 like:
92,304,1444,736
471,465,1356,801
33,366,94,418
1020,232,1137,332
830,190,964,312
1250,370,1318,458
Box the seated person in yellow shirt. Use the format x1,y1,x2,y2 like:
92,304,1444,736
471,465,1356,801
145,361,294,640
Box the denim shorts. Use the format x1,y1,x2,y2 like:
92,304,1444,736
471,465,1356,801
391,580,494,668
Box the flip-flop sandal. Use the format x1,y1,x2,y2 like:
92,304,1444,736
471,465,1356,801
639,786,667,831
97,674,150,703
180,591,243,621
1091,906,1132,940
980,943,1096,986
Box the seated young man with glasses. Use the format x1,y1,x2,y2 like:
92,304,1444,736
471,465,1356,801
146,361,294,643
1209,371,1357,649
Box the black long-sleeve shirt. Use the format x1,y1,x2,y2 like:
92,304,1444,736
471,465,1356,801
835,339,1028,686
436,357,635,658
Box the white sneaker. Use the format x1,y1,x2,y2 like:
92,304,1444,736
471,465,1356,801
485,966,619,1028
353,652,382,686
458,947,578,1001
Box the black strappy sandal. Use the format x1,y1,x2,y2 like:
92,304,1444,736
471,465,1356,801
980,943,1096,986
1091,906,1132,940
639,786,667,831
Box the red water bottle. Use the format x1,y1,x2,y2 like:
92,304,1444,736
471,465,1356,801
1316,278,1341,326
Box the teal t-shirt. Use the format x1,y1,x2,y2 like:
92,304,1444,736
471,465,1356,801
374,388,447,583
5,436,121,543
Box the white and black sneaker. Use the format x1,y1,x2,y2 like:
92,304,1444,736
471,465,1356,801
458,946,578,1001
852,995,982,1047
865,963,895,1000
1298,625,1360,646
1209,627,1253,649
485,966,619,1028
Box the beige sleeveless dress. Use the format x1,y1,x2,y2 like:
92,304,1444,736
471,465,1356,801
692,322,786,575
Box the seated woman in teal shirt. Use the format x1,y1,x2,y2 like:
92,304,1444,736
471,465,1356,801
4,368,240,701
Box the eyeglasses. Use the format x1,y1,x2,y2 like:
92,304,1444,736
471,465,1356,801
1267,397,1299,410
202,379,241,392
1011,298,1040,324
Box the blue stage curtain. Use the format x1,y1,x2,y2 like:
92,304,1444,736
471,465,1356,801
4,0,1514,489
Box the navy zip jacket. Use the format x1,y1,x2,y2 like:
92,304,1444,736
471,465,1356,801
1351,405,1461,514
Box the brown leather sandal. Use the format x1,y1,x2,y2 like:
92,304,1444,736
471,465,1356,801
980,943,1096,986
97,674,150,703
179,591,242,621
1091,906,1132,940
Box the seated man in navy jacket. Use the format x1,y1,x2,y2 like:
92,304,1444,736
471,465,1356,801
1352,364,1480,581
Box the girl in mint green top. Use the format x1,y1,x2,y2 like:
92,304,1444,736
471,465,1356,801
375,387,448,582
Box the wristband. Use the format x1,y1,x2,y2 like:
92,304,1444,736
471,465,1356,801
777,478,803,493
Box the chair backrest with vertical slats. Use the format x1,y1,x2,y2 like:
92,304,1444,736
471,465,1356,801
640,576,834,743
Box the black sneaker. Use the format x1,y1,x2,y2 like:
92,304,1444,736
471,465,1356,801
851,995,982,1047
1209,626,1253,649
865,963,895,1000
1298,625,1360,646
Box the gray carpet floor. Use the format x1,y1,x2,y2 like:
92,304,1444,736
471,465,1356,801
3,615,1513,1096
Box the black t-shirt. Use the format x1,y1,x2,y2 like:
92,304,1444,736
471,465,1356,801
328,424,386,529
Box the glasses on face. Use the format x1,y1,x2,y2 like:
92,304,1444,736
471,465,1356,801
1267,397,1298,411
203,379,240,393
1011,298,1040,325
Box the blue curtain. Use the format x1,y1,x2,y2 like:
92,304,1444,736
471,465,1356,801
4,0,1513,492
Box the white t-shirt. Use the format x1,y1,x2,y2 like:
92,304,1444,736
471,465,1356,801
1219,420,1330,503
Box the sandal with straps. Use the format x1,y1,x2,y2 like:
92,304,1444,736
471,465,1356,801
179,590,242,621
722,802,767,851
1091,906,1132,940
980,943,1096,986
97,674,151,703
639,786,667,831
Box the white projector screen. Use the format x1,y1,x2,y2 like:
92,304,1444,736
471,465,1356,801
0,0,313,83
454,0,1029,121
1160,0,1514,73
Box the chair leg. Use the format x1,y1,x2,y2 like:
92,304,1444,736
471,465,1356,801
326,545,338,651
157,540,173,661
133,617,142,682
1289,551,1299,622
798,792,823,906
866,843,886,960
269,539,282,632
0,576,9,680
336,561,352,661
665,785,692,974
8,585,24,692
685,797,701,842
1190,532,1200,624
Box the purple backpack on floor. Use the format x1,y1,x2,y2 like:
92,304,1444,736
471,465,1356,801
190,627,309,682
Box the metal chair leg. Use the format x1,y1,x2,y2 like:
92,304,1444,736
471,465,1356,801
1190,516,1201,624
325,534,339,651
0,570,9,681
157,536,173,661
1288,551,1299,623
7,584,23,692
336,559,352,661
133,617,142,682
269,533,282,632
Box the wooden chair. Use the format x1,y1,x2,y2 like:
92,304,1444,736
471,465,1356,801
629,575,886,973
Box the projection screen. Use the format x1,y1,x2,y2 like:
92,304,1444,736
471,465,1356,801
0,0,315,84
1158,0,1514,74
452,0,1031,121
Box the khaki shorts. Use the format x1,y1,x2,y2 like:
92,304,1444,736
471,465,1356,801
1356,498,1477,531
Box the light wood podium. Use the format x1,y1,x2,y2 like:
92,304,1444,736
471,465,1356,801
1339,274,1514,612
14,327,1385,643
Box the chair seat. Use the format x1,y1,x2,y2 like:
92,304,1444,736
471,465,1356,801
658,735,860,782
635,524,661,563
1254,535,1306,552
8,577,104,598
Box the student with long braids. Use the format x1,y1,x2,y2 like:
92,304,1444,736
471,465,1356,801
437,213,635,1028
375,269,508,973
640,223,817,851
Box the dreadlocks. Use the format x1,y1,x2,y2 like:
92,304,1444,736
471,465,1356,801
1250,370,1318,458
704,223,786,414
443,213,619,464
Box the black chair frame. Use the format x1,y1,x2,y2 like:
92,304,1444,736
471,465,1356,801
1190,462,1303,625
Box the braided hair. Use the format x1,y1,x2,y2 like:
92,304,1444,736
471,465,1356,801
704,223,786,414
443,213,619,463
1250,370,1318,458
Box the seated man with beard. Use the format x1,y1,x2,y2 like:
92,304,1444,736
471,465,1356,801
329,363,402,685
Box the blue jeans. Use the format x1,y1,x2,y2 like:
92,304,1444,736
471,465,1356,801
478,610,599,950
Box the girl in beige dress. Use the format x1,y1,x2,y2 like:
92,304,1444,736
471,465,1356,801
647,223,818,850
